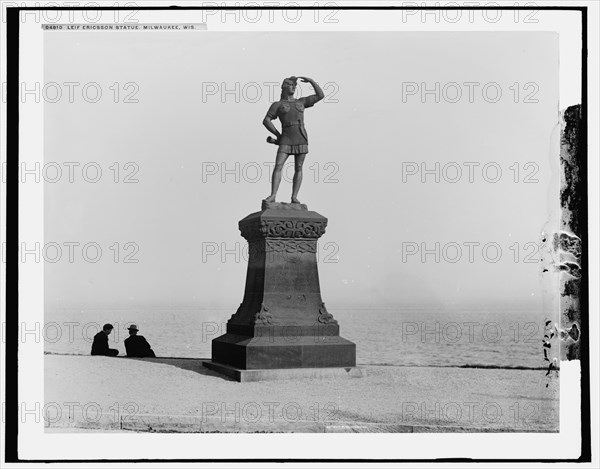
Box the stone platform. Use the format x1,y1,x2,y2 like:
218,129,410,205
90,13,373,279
209,202,356,375
203,360,363,382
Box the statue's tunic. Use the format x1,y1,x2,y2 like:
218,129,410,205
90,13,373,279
266,95,319,154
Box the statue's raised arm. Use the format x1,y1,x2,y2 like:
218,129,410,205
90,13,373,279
298,76,324,106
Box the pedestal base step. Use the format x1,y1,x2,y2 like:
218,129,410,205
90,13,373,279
203,360,364,382
212,334,356,369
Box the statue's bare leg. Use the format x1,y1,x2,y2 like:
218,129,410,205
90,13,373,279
264,150,289,202
291,153,306,204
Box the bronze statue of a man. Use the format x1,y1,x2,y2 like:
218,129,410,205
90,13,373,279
263,76,324,204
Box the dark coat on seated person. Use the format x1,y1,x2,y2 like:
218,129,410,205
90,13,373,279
91,330,119,356
125,335,156,358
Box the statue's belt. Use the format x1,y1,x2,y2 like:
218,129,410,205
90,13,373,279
282,120,302,128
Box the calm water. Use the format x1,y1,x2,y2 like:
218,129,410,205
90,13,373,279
44,308,552,369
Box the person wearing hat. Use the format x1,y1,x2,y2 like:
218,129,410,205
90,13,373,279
124,324,156,358
91,323,119,356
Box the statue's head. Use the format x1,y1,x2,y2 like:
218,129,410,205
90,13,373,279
280,76,297,99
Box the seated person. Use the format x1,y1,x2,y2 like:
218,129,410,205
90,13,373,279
91,323,119,356
124,324,156,358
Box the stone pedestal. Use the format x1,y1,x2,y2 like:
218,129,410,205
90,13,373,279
207,202,356,372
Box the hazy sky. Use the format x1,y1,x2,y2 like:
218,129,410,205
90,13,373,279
43,31,559,311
